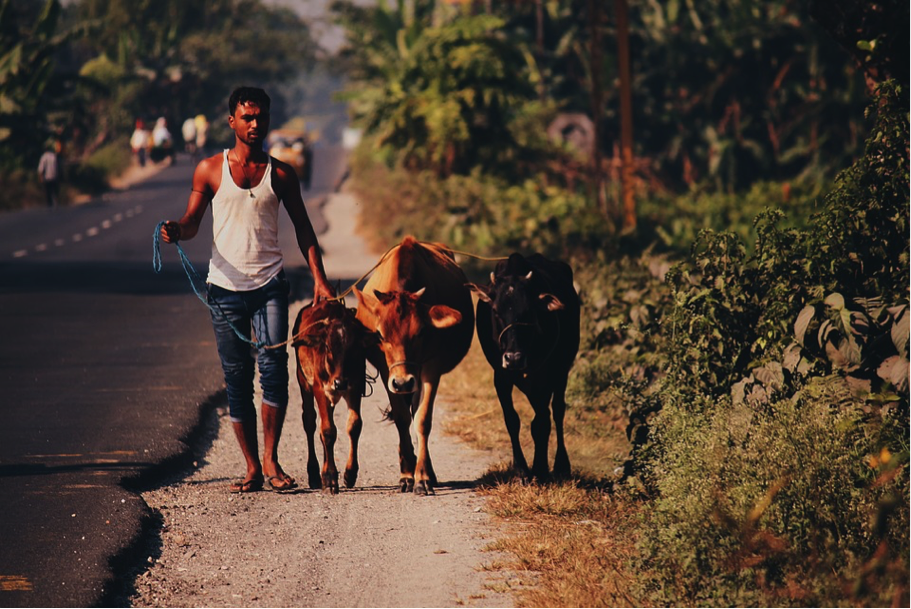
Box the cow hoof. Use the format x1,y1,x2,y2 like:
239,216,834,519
399,477,414,493
413,480,434,496
344,469,358,488
307,465,322,490
322,476,340,494
532,470,552,484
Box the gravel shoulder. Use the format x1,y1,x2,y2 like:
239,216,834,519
129,192,516,608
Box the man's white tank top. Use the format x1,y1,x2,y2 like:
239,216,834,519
207,150,283,291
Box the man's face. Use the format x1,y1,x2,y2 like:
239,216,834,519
228,101,270,145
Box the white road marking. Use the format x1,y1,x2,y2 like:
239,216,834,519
101,219,112,229
55,239,65,247
35,243,47,252
86,227,99,237
113,213,123,222
73,234,83,242
13,250,28,258
125,210,134,218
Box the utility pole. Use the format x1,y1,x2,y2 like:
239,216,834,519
588,0,606,216
615,0,636,232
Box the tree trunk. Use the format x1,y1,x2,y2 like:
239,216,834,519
615,0,636,232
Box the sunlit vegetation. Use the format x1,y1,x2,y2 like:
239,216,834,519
337,1,909,606
0,0,316,207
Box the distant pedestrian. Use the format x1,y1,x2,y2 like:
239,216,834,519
37,142,60,208
194,114,209,155
182,116,198,159
130,119,150,167
152,117,176,164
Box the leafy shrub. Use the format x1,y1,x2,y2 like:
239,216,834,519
349,139,606,267
635,82,909,606
639,180,826,254
639,385,908,606
67,138,133,195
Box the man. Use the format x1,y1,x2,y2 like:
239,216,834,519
37,141,60,208
160,87,335,493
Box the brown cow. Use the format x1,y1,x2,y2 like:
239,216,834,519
354,236,474,495
292,300,372,493
470,253,580,480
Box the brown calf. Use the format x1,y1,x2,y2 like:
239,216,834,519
354,236,474,495
292,300,372,493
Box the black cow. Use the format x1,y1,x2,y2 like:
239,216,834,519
470,253,580,479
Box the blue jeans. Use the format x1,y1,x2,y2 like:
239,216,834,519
207,272,290,422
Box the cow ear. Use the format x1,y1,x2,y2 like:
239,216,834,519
372,289,396,305
539,293,564,311
427,305,462,329
354,287,377,313
467,283,492,304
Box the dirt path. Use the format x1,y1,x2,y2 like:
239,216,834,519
129,192,515,608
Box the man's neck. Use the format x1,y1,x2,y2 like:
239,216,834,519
233,140,266,163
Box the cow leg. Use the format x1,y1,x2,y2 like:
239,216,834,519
551,376,571,478
299,381,322,490
528,389,555,481
343,390,363,488
388,391,417,492
412,377,440,496
315,388,340,494
494,372,529,477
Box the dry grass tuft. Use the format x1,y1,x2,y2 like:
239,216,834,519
479,479,642,607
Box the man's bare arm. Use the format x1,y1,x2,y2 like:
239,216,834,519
273,161,335,301
160,155,219,243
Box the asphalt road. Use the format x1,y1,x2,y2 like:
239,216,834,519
0,145,348,607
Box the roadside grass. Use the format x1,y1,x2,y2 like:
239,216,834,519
441,305,641,607
477,475,642,607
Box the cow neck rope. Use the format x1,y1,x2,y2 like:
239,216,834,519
388,360,419,372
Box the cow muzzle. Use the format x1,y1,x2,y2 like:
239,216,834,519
389,374,417,394
502,351,528,371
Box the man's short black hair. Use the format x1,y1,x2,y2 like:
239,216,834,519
228,87,271,116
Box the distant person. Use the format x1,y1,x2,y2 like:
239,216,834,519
194,114,209,155
130,119,150,167
37,141,60,208
159,87,335,494
181,116,198,159
152,117,175,164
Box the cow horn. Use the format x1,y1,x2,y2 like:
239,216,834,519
413,287,426,299
524,271,533,281
490,271,496,285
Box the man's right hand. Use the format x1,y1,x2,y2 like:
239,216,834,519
160,221,181,244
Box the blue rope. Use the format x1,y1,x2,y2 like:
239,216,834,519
153,221,267,349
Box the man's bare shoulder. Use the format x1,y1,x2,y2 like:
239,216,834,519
270,156,299,183
197,151,224,174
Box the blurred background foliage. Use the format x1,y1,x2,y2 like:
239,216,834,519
0,0,317,207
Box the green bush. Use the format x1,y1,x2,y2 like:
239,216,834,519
639,180,826,254
639,385,908,607
634,82,909,606
349,139,606,269
68,138,133,195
